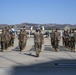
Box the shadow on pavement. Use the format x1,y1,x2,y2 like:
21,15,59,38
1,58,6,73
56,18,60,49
44,45,54,52
12,47,20,51
59,46,70,52
9,59,76,75
44,45,71,52
29,45,35,51
24,53,36,57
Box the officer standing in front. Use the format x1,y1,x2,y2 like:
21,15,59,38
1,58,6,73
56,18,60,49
34,29,43,57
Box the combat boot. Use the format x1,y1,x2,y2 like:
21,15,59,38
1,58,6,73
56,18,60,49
36,54,39,57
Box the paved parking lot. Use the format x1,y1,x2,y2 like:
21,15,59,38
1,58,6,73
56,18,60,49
0,37,76,75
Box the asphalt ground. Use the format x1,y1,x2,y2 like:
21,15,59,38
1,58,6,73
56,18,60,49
0,37,76,75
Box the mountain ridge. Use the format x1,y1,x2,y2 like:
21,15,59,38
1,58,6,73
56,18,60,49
0,22,76,29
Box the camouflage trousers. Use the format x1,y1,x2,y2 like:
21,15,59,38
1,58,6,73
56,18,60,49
11,38,14,46
68,40,75,51
34,42,41,56
40,42,42,52
23,40,27,49
65,38,69,47
1,41,5,51
51,39,54,48
51,38,59,52
19,41,24,52
5,41,9,50
62,37,65,46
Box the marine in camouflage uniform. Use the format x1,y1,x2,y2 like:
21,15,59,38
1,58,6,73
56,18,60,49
63,30,68,47
10,31,15,46
0,29,6,52
62,30,66,47
34,29,43,57
23,29,28,49
54,29,60,52
8,30,15,47
74,31,76,44
50,30,55,48
69,29,75,52
65,30,69,48
18,30,25,52
39,30,44,52
5,29,10,50
0,34,1,47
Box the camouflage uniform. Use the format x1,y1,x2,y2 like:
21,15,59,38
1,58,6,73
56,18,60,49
0,34,1,47
5,30,10,50
9,31,15,46
62,30,66,46
39,30,44,52
54,30,60,51
8,31,12,47
23,29,28,49
66,30,69,48
74,31,76,43
34,30,42,57
69,30,75,52
0,29,5,52
50,30,55,48
64,30,69,48
18,30,24,52
11,31,15,46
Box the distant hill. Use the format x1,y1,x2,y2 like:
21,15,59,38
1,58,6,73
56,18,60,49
0,24,8,29
0,22,76,30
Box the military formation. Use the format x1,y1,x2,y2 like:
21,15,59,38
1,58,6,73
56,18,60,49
0,27,76,57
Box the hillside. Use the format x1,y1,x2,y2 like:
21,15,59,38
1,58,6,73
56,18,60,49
0,23,76,30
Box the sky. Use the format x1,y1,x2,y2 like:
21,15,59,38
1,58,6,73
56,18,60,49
0,0,76,24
